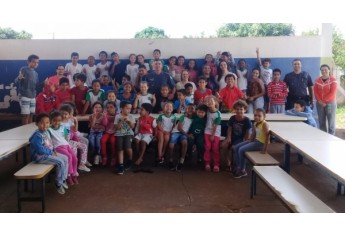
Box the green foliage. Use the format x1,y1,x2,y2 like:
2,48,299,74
301,28,319,36
134,26,168,39
0,27,32,39
217,23,295,37
333,28,345,73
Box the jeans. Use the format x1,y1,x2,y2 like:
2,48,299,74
270,104,285,113
235,140,264,170
89,131,103,155
36,153,68,186
316,101,337,135
247,96,264,113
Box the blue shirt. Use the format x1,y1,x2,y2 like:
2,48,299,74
285,106,316,127
284,71,313,98
142,71,175,95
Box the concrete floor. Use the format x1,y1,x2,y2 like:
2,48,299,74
1,140,345,213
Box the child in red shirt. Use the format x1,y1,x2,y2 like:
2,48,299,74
71,73,89,115
55,77,72,103
36,82,60,114
194,77,212,105
219,74,246,113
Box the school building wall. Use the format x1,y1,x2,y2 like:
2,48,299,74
0,24,333,111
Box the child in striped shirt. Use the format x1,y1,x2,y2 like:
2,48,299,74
267,69,288,113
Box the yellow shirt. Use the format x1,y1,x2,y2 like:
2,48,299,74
255,120,269,144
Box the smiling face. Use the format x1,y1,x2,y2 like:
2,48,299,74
293,60,302,73
107,92,116,102
188,60,195,69
61,110,70,121
122,104,132,115
181,70,189,82
93,104,103,114
163,103,173,114
178,57,185,66
37,117,50,132
51,115,62,129
160,86,169,97
220,61,228,71
252,69,260,79
124,84,132,93
320,66,330,77
234,106,246,117
254,110,265,123
59,82,70,91
28,59,39,69
88,56,95,66
56,66,65,76
140,83,148,94
106,103,116,114
196,109,206,118
92,82,101,93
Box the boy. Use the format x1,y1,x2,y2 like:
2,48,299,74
153,84,174,113
117,74,131,95
221,100,251,172
256,48,272,111
96,51,110,78
285,100,317,127
65,52,83,87
71,73,89,115
134,103,155,166
267,68,288,113
55,77,72,103
184,83,194,104
100,75,114,93
16,54,39,125
219,74,245,113
83,55,97,87
36,82,60,114
194,77,212,105
29,113,68,194
168,104,195,171
83,79,106,115
133,81,156,114
149,49,169,72
174,89,190,113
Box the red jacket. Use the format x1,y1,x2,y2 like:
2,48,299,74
314,76,337,103
36,89,60,114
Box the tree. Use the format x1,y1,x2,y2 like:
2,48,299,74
0,27,32,39
216,23,294,37
134,26,168,39
301,28,319,36
332,28,345,84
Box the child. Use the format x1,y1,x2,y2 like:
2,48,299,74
109,52,126,84
100,75,114,93
256,48,272,111
133,81,156,114
204,54,218,78
285,100,317,127
204,95,222,172
168,56,177,80
267,68,288,113
16,54,39,125
156,102,176,164
186,59,198,83
35,82,60,114
153,84,174,113
55,77,72,103
174,89,191,113
134,65,148,92
174,55,186,82
117,74,131,95
83,79,106,115
134,103,155,166
117,82,136,106
235,59,249,93
188,104,208,164
29,113,68,194
234,108,270,178
247,68,265,113
100,101,117,167
83,55,97,87
194,77,212,105
96,51,111,77
104,90,121,114
114,101,136,175
49,111,79,185
136,54,150,71
221,100,251,172
184,83,194,104
200,65,218,93
125,53,139,84
219,74,246,113
168,104,195,172
71,73,89,115
88,102,105,165
65,52,83,87
216,61,237,91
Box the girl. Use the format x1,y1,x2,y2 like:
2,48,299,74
117,82,136,108
247,68,265,113
168,56,177,81
49,111,79,185
136,54,150,71
174,55,186,82
204,54,218,77
101,101,117,167
156,102,176,164
203,95,222,172
236,59,249,93
186,59,198,83
88,102,105,165
104,90,121,114
234,108,270,178
175,70,196,92
125,53,139,85
216,61,237,91
59,104,90,172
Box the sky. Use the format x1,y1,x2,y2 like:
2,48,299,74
0,0,345,39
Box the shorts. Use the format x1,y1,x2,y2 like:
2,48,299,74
134,133,153,145
116,135,133,151
19,96,36,115
169,132,187,144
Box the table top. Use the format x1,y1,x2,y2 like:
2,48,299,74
0,123,36,140
0,139,29,161
268,122,342,142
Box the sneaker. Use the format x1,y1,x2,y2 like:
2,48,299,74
213,166,220,173
158,157,165,164
78,164,91,172
168,161,175,171
205,165,211,172
67,176,74,186
125,160,132,171
110,158,116,167
94,155,100,165
117,165,125,175
72,176,79,184
56,185,65,195
233,170,248,179
85,161,93,167
62,181,68,189
176,163,183,172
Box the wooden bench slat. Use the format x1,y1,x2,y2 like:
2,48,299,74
14,162,54,179
253,166,335,213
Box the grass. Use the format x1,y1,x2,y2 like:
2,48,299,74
336,106,345,129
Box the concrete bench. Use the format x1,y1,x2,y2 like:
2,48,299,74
245,151,279,166
251,166,335,213
14,162,55,213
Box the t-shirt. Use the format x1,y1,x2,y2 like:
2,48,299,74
189,116,206,135
71,86,89,114
117,93,135,105
97,61,111,77
17,66,39,98
142,72,175,95
103,99,121,114
236,68,248,91
260,65,273,85
172,115,193,133
137,115,155,134
205,110,222,137
60,119,74,139
173,99,191,113
65,63,83,87
82,64,97,87
136,93,154,108
125,64,139,84
194,89,212,104
219,86,244,111
186,94,194,104
227,115,252,143
55,89,72,103
114,114,135,136
153,93,173,113
49,125,69,147
85,89,106,106
267,80,288,105
157,113,176,132
284,71,313,98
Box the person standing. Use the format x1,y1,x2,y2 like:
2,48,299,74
284,58,314,109
314,64,338,135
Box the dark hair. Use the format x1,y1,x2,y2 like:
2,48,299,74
237,59,246,65
273,68,281,74
233,100,248,110
252,68,261,77
177,89,187,96
71,52,79,58
225,74,236,81
28,54,39,62
128,53,136,59
35,113,49,124
50,111,61,120
153,49,161,54
107,90,116,96
186,59,197,70
221,51,230,57
292,58,301,63
106,101,116,108
255,108,266,117
184,83,193,89
92,79,101,86
73,73,86,82
111,52,118,58
122,74,131,81
196,104,208,113
138,64,147,70
59,103,73,114
61,102,76,115
177,55,185,62
99,51,108,57
59,77,69,85
294,100,306,108
169,56,177,63
120,101,131,109
92,101,103,109
161,84,169,89
141,103,153,113
320,64,330,70
263,58,271,64
217,61,229,81
198,76,207,82
56,64,64,69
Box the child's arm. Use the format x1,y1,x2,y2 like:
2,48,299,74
256,48,262,66
114,116,123,130
126,115,136,129
151,94,156,107
221,126,232,148
176,99,185,113
249,125,256,142
133,94,141,109
72,117,78,132
30,133,53,156
82,101,90,115
261,122,270,154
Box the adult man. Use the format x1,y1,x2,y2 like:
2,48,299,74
284,58,314,110
142,60,176,100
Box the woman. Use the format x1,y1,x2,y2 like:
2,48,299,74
314,64,338,135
